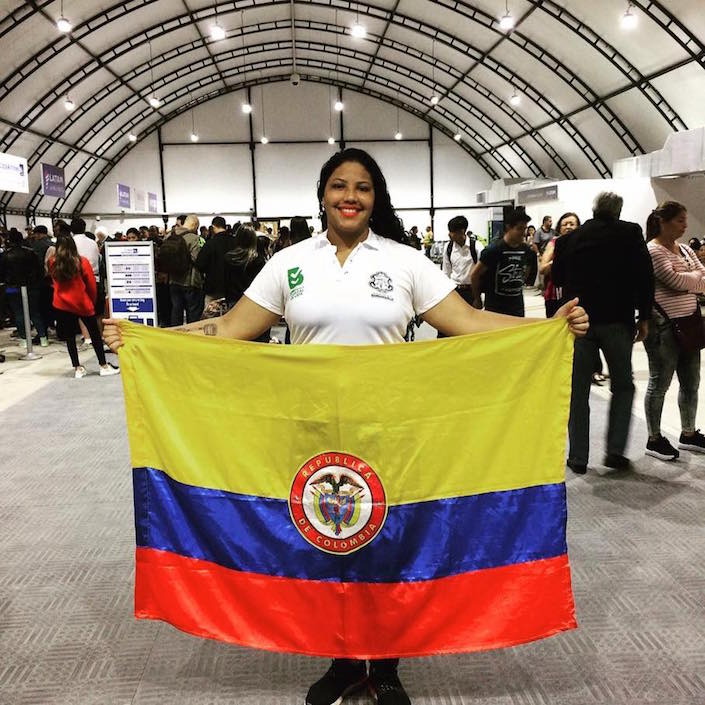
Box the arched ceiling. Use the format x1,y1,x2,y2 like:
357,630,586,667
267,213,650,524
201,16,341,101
1,0,704,216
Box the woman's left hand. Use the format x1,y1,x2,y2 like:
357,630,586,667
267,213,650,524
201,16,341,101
554,297,589,338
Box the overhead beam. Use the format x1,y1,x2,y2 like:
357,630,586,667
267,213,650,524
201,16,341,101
476,52,705,157
179,0,229,90
1,11,591,197
0,115,112,163
0,0,641,163
425,3,540,115
68,73,508,214
25,0,168,120
361,0,401,90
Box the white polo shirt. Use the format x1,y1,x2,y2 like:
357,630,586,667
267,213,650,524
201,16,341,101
245,230,455,344
442,236,483,286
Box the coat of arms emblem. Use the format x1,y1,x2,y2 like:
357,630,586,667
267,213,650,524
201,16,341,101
288,452,387,555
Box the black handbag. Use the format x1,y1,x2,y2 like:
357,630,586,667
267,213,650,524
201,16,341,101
653,301,705,353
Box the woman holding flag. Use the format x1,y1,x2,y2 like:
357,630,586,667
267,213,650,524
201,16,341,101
104,148,588,705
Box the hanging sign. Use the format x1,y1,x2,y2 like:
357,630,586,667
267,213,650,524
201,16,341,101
517,185,558,205
0,152,29,193
117,183,132,209
134,189,146,212
40,163,66,197
148,192,158,213
105,241,158,327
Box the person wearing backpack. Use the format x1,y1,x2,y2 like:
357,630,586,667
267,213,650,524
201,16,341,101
438,215,480,338
161,214,204,325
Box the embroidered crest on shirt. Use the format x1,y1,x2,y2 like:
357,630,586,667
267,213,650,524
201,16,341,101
369,271,394,301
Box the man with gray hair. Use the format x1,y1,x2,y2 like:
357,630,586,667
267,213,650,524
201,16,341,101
161,213,204,325
552,191,654,474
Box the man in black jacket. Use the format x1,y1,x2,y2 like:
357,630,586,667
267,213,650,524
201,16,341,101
0,229,48,347
553,192,654,474
195,216,237,305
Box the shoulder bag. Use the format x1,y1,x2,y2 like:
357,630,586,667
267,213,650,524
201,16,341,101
653,245,705,352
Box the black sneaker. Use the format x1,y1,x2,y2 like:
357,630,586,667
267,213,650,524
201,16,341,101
646,435,679,461
306,659,367,705
567,459,587,475
604,454,632,471
368,668,411,705
678,430,705,454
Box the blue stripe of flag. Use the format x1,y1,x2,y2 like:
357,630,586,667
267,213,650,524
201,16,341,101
133,467,567,583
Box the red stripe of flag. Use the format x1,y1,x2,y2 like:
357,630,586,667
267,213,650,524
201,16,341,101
135,547,576,658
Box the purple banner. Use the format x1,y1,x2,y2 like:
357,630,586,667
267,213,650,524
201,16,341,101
40,163,65,197
148,192,158,213
117,183,131,209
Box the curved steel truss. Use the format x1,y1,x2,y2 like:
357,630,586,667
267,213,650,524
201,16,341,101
0,0,701,216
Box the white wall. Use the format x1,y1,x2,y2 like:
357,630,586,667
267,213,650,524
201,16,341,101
518,176,705,239
83,132,162,215
78,82,493,233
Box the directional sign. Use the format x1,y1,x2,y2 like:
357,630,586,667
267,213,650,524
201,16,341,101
105,241,158,327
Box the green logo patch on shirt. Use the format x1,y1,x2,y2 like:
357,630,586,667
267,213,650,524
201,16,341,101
288,267,304,290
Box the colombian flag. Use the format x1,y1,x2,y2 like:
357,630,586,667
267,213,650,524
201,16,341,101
119,319,577,659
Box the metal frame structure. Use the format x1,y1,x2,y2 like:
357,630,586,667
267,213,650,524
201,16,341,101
0,9,599,165
0,0,702,219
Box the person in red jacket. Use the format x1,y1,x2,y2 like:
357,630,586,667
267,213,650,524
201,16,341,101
48,235,119,379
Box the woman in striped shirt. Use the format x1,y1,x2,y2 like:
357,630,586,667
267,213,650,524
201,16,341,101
644,201,705,460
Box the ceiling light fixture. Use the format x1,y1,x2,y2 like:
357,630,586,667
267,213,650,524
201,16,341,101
430,95,439,106
56,1,71,32
211,2,226,40
351,22,366,39
260,136,269,144
210,22,226,41
454,133,462,142
334,99,344,111
63,95,75,111
241,103,252,114
509,89,521,107
394,106,402,141
128,133,138,142
190,101,199,143
499,1,515,31
621,2,638,30
146,42,161,109
328,136,336,145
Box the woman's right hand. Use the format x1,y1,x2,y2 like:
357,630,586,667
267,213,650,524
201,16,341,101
102,318,124,353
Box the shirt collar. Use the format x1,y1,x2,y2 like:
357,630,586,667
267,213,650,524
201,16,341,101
317,229,382,250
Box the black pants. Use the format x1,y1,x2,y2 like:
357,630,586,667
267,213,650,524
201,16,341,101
335,658,399,674
57,311,106,368
544,298,562,318
438,285,474,338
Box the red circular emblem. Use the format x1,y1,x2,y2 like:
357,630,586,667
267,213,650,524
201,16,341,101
288,452,387,555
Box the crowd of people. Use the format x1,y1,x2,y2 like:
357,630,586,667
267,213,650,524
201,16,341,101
434,193,705,473
2,190,705,473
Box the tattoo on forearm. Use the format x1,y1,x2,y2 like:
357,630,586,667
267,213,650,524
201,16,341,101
173,322,219,336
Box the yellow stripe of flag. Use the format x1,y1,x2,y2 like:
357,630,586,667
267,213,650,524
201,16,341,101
119,319,573,505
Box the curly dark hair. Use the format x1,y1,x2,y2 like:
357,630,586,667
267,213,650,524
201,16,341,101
316,148,405,243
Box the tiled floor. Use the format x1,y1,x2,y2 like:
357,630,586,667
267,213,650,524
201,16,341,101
1,293,704,704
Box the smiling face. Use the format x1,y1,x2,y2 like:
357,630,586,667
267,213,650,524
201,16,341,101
323,161,375,239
